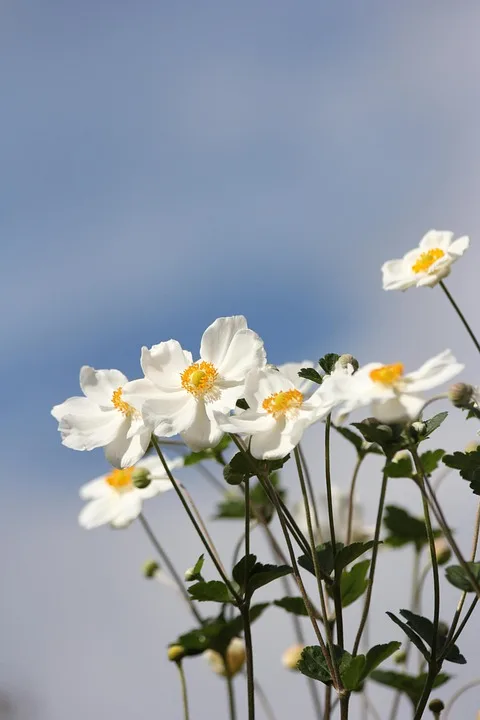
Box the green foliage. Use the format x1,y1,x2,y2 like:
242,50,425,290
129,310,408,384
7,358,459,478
188,580,233,603
319,353,340,374
298,541,376,583
384,453,414,478
383,505,441,550
215,473,284,523
222,451,290,487
232,554,257,592
335,541,377,575
183,436,231,466
423,412,448,438
420,449,445,474
185,554,205,582
370,670,451,706
387,610,466,664
273,596,314,617
232,554,292,598
297,645,344,684
334,559,370,608
445,562,480,592
298,367,323,385
443,448,480,494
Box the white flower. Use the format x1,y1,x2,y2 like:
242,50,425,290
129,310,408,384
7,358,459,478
382,230,469,290
334,350,463,424
123,316,266,451
214,367,332,460
78,454,181,529
276,360,318,395
52,367,151,468
294,487,372,546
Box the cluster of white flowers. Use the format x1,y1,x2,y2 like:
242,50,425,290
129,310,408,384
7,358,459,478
51,228,470,530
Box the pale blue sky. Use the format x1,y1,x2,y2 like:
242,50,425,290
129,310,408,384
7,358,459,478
3,1,480,718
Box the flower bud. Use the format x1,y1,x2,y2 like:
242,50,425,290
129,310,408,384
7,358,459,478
143,560,159,579
167,644,185,662
434,538,451,566
465,440,480,453
184,566,201,582
132,467,152,489
411,421,427,439
281,644,305,670
448,382,474,408
336,354,359,372
204,638,246,678
392,450,410,463
428,698,444,714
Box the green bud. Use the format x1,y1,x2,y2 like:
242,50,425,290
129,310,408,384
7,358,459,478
336,354,359,372
428,698,444,714
411,421,427,439
448,382,474,408
143,560,159,578
167,644,185,662
184,567,201,582
225,472,245,486
132,467,152,489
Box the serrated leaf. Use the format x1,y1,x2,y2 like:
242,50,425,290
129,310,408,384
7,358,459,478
420,449,445,475
370,670,451,706
362,642,401,680
341,655,366,691
188,580,233,603
443,449,480,494
445,562,480,592
336,559,370,608
334,424,384,456
297,645,346,684
399,610,466,664
232,554,257,591
247,561,292,595
352,422,396,448
384,454,414,478
335,541,377,575
319,353,340,374
423,412,448,438
273,596,313,617
386,612,430,661
384,506,431,550
298,542,343,578
298,367,323,385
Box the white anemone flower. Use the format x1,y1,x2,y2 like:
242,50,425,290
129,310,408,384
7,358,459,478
79,455,181,529
276,360,318,395
334,350,463,424
52,367,151,468
122,316,266,452
214,367,332,460
382,230,469,291
294,487,372,545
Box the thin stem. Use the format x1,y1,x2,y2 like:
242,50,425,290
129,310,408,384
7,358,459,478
340,694,350,720
352,472,388,656
324,686,332,720
179,481,226,571
299,442,322,540
138,513,204,625
449,595,478,648
294,447,342,691
324,414,344,650
150,435,243,606
242,606,255,720
444,677,480,720
225,665,237,720
346,454,364,546
176,662,190,720
440,279,480,354
254,679,278,720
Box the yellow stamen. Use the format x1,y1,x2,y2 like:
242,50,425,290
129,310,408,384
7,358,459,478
105,467,135,491
181,361,219,398
111,387,136,417
369,363,404,385
262,389,304,419
411,248,445,274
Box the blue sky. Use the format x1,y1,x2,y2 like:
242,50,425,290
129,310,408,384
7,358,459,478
3,1,480,718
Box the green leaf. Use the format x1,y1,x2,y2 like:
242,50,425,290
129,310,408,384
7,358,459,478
362,642,402,680
336,560,370,608
223,451,253,484
398,610,466,664
185,554,205,581
352,421,396,448
386,612,430,661
445,562,480,592
335,541,377,575
423,412,448,438
183,436,231,466
334,424,383,456
223,603,270,639
341,655,366,691
215,474,285,522
215,492,246,519
319,353,340,374
232,554,257,591
298,367,323,385
273,596,314,617
370,670,451,706
443,449,480,494
297,645,346,684
246,561,292,595
420,449,445,475
188,580,233,603
384,454,414,478
384,506,431,550
298,542,343,578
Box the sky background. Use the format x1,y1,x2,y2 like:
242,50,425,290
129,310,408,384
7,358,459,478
3,1,480,718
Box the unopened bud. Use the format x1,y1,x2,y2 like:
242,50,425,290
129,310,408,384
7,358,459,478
428,698,444,714
204,638,246,678
132,467,152,489
448,382,474,409
281,644,305,670
411,421,427,439
465,440,480,453
167,644,185,662
185,567,201,582
336,354,359,372
392,450,410,463
434,537,451,566
393,649,407,665
143,560,159,578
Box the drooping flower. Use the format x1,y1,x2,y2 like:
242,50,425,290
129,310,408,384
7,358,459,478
123,316,266,451
78,454,181,529
214,366,333,460
294,486,372,545
51,367,151,468
382,230,469,291
332,350,463,424
204,637,246,678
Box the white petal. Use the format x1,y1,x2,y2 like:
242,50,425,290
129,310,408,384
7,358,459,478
214,409,276,434
110,493,143,527
419,230,453,251
104,423,150,468
244,368,295,410
180,403,224,451
216,328,266,380
200,316,248,367
137,478,174,499
79,366,128,407
122,378,160,413
276,361,316,394
371,394,424,423
249,420,301,460
404,350,464,393
58,409,125,451
141,341,193,389
448,235,470,258
51,396,101,422
143,393,197,436
381,259,415,291
79,497,118,529
79,477,111,500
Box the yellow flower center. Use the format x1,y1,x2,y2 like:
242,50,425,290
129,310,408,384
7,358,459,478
262,389,304,419
105,467,135,491
411,248,445,274
369,363,404,385
111,387,137,417
181,361,219,399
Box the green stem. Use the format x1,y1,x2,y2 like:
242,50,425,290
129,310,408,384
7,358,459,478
242,605,256,720
176,661,190,720
352,472,388,656
340,693,350,720
225,665,237,720
138,513,204,625
298,442,322,540
150,435,243,605
346,454,364,546
439,280,480,355
324,415,344,650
